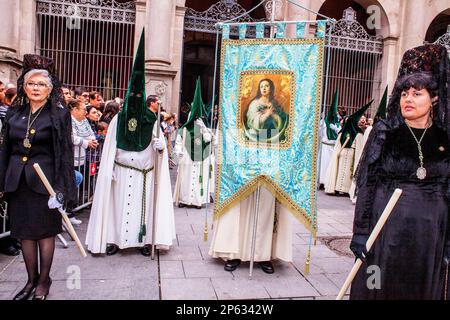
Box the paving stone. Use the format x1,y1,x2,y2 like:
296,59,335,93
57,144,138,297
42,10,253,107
212,277,270,300
178,234,206,246
47,279,138,300
0,281,21,300
161,278,217,300
0,185,359,300
304,273,340,296
183,260,233,279
313,257,353,274
294,243,340,259
158,245,203,261
160,260,185,279
263,276,320,298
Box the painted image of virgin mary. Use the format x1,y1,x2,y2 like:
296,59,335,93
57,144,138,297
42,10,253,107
243,78,289,143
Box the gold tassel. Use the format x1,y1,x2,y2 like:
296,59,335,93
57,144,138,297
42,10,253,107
203,220,208,241
304,247,311,275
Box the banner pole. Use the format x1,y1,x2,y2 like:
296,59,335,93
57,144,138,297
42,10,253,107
151,100,162,260
249,186,261,279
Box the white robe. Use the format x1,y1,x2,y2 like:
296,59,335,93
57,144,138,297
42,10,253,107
349,126,373,203
173,127,215,206
85,115,176,254
208,187,293,262
319,121,338,186
324,133,362,194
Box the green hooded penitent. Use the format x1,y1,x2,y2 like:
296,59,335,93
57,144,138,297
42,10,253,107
374,86,388,123
179,77,211,162
324,89,340,140
340,100,373,147
117,29,156,152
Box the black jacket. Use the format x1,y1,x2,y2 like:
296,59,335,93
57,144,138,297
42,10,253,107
0,102,76,206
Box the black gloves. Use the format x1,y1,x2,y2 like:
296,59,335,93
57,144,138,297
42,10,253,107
350,234,370,262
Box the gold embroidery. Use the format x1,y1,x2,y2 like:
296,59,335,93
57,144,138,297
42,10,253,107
214,38,324,238
128,118,138,132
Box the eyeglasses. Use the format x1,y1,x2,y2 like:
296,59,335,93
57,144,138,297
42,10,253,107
82,94,89,97
26,82,49,89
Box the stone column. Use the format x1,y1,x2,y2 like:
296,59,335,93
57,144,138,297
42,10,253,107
0,0,21,83
400,0,428,51
134,1,147,52
19,0,37,57
146,0,173,66
170,5,187,115
380,37,400,99
285,0,312,38
144,0,179,113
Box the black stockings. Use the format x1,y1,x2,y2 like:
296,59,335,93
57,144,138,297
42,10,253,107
20,236,55,295
20,240,39,291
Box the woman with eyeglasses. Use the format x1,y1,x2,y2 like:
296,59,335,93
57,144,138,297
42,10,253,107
0,54,76,300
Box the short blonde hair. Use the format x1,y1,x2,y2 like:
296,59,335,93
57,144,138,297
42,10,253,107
23,69,53,91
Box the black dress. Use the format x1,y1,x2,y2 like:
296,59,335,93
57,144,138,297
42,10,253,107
350,123,450,300
5,104,61,240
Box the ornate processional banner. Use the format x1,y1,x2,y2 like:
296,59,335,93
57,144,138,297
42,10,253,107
214,38,325,234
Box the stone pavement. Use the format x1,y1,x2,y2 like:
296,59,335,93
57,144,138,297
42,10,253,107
0,170,356,300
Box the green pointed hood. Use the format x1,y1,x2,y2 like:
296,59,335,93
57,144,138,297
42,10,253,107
324,89,340,140
179,77,211,161
340,100,373,147
116,29,156,152
374,86,388,123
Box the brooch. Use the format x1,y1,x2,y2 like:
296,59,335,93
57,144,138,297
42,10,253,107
128,118,138,132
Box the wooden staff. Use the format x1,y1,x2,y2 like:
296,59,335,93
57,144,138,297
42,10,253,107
151,100,162,260
336,188,402,300
33,163,87,258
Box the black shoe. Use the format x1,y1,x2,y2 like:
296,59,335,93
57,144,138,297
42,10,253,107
195,205,202,209
13,278,39,300
106,244,119,256
178,203,187,208
224,259,241,272
140,246,151,256
259,261,274,274
32,278,52,300
0,244,20,256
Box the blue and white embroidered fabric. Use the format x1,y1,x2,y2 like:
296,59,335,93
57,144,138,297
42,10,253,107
222,24,230,39
238,24,247,39
296,22,306,38
276,22,286,38
216,37,325,229
256,23,265,39
316,20,327,38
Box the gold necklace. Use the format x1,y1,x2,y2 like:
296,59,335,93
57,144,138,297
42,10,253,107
405,120,431,180
23,105,45,148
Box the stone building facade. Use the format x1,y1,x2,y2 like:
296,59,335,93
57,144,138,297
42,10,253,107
0,0,448,115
